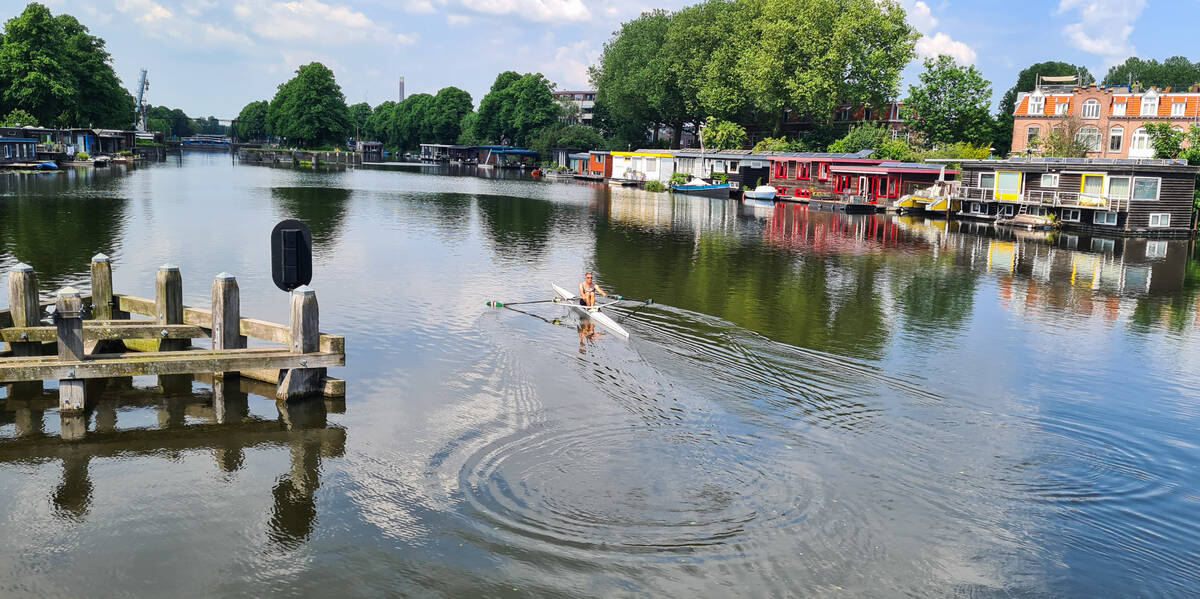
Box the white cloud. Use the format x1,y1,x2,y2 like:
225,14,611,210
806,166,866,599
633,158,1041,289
916,32,977,65
404,0,436,13
203,25,252,46
235,0,379,42
114,0,172,24
395,32,419,45
1056,0,1146,63
901,0,937,33
541,40,598,89
461,0,590,23
446,13,473,26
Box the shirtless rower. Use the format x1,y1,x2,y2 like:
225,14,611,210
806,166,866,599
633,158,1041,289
578,271,607,307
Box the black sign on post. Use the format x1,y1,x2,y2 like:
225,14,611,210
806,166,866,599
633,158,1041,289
271,219,313,292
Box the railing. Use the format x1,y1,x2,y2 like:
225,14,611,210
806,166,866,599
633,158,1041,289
956,186,1129,212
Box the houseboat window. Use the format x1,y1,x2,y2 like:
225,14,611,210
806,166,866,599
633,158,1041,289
1062,209,1081,222
1109,127,1124,152
970,202,983,214
819,163,829,179
1001,204,1016,217
3,145,9,158
1171,101,1186,116
729,161,739,173
645,158,657,172
1081,174,1104,199
1149,213,1170,227
1141,95,1158,116
1094,211,1118,225
1041,174,1059,187
1107,176,1131,200
1132,177,1160,201
1075,126,1101,151
1055,101,1069,115
1026,126,1040,146
1112,102,1126,116
1146,241,1167,258
978,172,995,190
996,172,1021,197
1028,94,1044,115
799,162,809,179
1082,99,1100,119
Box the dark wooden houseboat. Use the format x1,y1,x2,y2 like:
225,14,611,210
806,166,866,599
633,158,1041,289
767,150,879,204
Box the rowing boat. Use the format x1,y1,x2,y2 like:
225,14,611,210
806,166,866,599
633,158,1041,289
551,283,630,338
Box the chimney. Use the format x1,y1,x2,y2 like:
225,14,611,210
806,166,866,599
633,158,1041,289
1191,83,1200,93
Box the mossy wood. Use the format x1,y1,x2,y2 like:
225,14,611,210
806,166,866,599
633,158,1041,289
0,347,344,382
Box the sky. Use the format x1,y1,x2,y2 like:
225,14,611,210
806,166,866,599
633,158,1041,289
15,0,1200,120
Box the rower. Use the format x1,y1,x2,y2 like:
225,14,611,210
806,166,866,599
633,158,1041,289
578,271,607,307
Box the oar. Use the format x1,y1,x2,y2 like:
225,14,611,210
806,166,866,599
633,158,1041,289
611,295,654,305
486,298,558,307
496,304,566,327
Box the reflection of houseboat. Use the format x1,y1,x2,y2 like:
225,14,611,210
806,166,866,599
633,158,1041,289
673,150,772,198
767,150,878,202
610,150,675,186
576,150,613,181
947,157,1198,237
819,161,958,213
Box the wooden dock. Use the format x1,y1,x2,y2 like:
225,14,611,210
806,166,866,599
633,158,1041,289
1,255,346,434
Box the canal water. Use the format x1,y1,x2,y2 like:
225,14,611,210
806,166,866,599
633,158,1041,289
1,153,1198,597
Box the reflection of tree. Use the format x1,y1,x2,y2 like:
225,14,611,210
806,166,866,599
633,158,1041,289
892,256,979,331
0,192,127,285
271,187,351,253
593,220,891,359
476,194,556,261
406,193,473,242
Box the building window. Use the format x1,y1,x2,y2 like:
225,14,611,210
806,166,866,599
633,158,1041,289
1041,173,1059,187
836,107,851,121
1149,213,1170,227
1130,127,1152,155
1082,99,1100,119
1113,102,1126,116
1028,94,1044,115
798,162,809,179
1027,126,1040,146
1171,102,1185,116
729,161,739,173
1141,94,1158,116
1062,209,1081,222
1132,177,1160,201
1055,101,1069,115
1094,211,1118,225
1075,126,1101,151
1001,204,1016,217
1146,240,1167,258
1108,176,1131,201
970,202,983,214
818,163,829,180
1109,127,1123,152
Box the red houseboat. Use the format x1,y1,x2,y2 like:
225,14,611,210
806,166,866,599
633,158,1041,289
824,161,957,212
768,150,880,204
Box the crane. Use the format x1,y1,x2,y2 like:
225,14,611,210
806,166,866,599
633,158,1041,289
135,68,150,131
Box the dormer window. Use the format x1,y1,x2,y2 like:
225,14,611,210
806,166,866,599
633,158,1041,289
1113,101,1126,116
1028,92,1044,115
1141,89,1159,116
1055,101,1069,115
1082,99,1100,119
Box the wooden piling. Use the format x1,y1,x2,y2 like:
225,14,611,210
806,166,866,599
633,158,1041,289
155,264,190,392
211,272,242,379
55,287,86,414
90,254,113,320
6,263,43,396
276,285,324,400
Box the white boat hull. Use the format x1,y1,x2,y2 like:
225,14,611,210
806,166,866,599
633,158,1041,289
552,283,630,338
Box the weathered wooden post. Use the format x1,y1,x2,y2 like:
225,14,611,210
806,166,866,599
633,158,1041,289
6,262,43,397
55,286,86,416
211,272,242,380
276,285,323,400
155,264,190,393
89,253,113,320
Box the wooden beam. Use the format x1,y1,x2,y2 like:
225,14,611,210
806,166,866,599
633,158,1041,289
0,295,94,329
239,368,346,397
1,324,208,343
0,347,344,382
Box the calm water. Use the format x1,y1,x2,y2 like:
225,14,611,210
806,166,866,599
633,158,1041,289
1,154,1199,597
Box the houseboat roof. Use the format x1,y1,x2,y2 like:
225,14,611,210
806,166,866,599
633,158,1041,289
941,156,1199,173
0,137,37,143
767,149,876,161
831,161,958,175
491,148,539,156
612,150,674,158
671,149,771,160
568,152,590,159
420,143,454,148
588,150,610,155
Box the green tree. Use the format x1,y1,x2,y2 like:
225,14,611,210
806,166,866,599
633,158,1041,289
827,121,890,153
528,123,606,157
1143,122,1187,159
234,100,268,141
388,93,434,151
1104,56,1200,90
348,101,372,138
428,87,473,143
0,3,134,128
902,55,995,146
1,107,37,126
737,0,917,134
752,136,803,152
701,116,746,150
664,0,747,125
995,61,1092,155
146,105,196,138
267,62,351,148
367,100,395,144
591,11,677,146
1038,116,1090,158
474,71,557,146
456,112,483,145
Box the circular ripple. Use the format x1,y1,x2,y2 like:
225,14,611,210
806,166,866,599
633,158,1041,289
458,420,817,554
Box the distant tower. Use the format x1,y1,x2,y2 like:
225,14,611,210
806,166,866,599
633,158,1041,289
398,76,405,102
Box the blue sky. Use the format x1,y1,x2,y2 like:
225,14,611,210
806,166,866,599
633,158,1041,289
18,0,1200,119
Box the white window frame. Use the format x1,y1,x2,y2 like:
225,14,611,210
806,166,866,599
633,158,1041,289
1028,94,1044,115
1146,240,1167,258
1075,126,1101,151
1107,176,1131,201
1055,101,1069,115
1113,102,1126,116
1171,102,1185,117
1149,213,1170,227
1141,95,1158,116
1027,126,1040,145
1082,99,1100,119
1130,127,1153,156
1001,204,1016,217
970,202,984,215
1093,211,1118,225
1062,208,1081,222
1131,177,1161,201
1109,127,1123,152
1041,173,1059,187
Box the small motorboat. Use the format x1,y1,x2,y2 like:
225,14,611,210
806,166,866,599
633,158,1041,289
93,156,110,167
671,178,731,198
33,161,59,171
743,185,778,200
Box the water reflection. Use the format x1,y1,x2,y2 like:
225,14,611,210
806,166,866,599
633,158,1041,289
476,194,559,261
0,376,345,546
271,187,351,253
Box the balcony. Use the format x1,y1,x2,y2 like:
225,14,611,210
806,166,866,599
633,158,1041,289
956,186,1129,212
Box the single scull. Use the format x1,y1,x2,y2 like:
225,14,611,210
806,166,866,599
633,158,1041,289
551,283,630,338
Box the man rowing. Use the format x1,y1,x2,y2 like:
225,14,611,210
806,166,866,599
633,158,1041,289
578,271,607,307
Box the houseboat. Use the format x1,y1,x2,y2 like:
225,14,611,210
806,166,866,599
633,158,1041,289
610,150,675,186
824,161,957,213
673,149,772,198
419,143,453,162
0,136,38,165
767,150,879,202
948,157,1199,237
576,150,613,181
475,146,539,169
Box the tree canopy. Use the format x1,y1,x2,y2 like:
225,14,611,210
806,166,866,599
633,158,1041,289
1103,56,1200,90
701,116,746,150
902,55,995,147
994,61,1093,155
234,100,268,141
1,108,37,126
474,71,558,146
147,105,195,138
266,62,351,148
0,2,134,128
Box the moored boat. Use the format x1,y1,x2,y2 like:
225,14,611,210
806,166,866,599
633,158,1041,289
671,179,731,199
743,185,778,200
